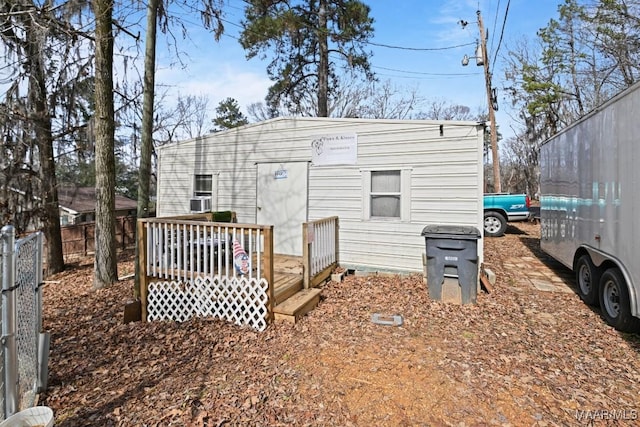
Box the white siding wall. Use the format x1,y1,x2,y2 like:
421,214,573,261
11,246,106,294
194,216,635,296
156,117,484,272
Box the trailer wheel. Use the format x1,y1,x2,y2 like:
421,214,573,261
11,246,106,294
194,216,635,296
599,268,640,332
483,212,507,237
575,255,600,306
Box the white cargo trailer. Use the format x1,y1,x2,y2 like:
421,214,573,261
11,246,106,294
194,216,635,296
540,82,640,332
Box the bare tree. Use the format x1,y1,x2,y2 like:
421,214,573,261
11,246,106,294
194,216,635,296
247,101,279,122
358,80,423,119
505,0,640,145
501,0,640,196
0,0,92,274
418,98,476,121
92,0,118,289
26,3,65,274
137,0,160,231
586,0,640,89
179,95,212,138
326,77,371,118
248,76,427,120
137,0,223,241
152,93,213,143
501,134,540,196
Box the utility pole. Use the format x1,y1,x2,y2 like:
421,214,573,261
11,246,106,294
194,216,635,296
477,10,501,193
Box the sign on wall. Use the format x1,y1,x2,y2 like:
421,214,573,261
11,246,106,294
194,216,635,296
310,133,358,166
274,165,288,179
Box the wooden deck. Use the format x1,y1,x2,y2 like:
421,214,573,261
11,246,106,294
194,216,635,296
271,254,324,323
273,254,304,306
137,215,338,325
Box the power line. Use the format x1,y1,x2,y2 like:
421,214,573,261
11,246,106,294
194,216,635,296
223,4,475,52
367,40,475,51
374,71,479,81
490,0,502,55
372,65,480,77
218,10,480,79
491,0,510,72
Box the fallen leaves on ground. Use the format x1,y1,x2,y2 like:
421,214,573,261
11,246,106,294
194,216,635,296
40,222,640,426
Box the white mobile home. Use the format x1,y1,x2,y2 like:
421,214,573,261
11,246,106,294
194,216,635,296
156,117,485,273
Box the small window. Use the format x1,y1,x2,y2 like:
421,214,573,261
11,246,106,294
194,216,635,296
362,169,410,221
370,170,401,218
194,174,212,197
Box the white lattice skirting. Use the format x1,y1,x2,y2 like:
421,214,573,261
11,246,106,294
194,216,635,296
147,276,270,331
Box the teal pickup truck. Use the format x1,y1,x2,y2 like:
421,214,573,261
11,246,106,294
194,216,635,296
483,193,532,237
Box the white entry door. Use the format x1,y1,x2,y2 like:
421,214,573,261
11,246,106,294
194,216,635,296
256,162,308,256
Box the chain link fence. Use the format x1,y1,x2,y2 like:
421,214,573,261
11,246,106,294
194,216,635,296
0,225,49,420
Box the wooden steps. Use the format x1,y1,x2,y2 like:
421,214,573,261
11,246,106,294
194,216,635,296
273,288,322,323
273,272,303,305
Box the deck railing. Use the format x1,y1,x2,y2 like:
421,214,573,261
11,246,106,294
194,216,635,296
302,216,339,288
137,215,274,330
136,214,339,330
144,222,267,282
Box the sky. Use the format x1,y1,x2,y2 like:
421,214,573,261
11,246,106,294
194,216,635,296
153,0,564,139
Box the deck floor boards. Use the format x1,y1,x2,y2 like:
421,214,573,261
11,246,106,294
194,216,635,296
273,254,304,304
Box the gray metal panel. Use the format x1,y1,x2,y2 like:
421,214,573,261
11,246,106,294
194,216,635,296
540,83,640,316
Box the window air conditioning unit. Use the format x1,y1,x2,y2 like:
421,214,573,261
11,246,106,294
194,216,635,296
189,196,212,213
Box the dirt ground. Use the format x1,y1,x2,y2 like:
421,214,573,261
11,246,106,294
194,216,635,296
39,222,640,426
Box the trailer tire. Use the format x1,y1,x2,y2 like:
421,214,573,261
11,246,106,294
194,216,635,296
575,255,600,306
483,211,507,237
598,268,640,332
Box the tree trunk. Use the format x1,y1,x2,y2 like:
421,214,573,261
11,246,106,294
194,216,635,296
92,0,118,289
135,0,159,298
26,6,65,274
317,0,328,117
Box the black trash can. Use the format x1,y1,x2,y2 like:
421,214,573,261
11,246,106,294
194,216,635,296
421,225,481,304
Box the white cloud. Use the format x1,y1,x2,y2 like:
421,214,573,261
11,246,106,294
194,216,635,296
155,62,271,116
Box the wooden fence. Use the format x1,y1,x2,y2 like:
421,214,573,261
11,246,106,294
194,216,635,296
61,216,136,261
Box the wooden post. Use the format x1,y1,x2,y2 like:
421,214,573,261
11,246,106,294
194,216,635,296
334,216,339,265
263,225,275,322
127,216,134,248
302,221,310,289
136,219,149,321
477,10,501,192
83,224,88,256
121,217,126,250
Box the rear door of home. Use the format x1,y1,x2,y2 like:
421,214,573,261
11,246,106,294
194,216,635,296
256,162,308,256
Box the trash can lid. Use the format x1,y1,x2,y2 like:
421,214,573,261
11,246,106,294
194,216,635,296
421,224,481,239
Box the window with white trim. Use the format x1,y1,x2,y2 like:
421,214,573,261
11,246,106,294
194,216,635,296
194,174,212,197
362,168,411,221
371,170,401,217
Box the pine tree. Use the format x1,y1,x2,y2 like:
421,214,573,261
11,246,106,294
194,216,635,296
212,98,249,130
240,0,374,117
